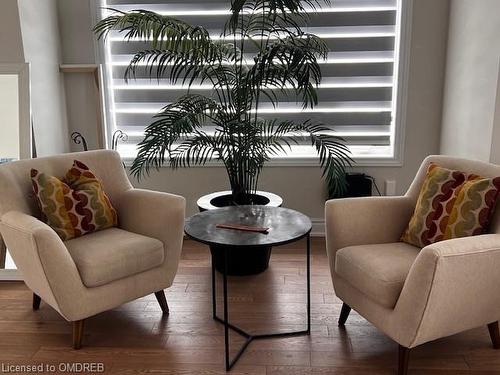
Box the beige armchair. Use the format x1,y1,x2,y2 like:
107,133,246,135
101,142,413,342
326,155,500,375
0,150,185,349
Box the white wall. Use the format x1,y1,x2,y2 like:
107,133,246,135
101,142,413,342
0,0,24,64
57,0,102,152
57,0,102,151
18,0,69,156
57,0,450,220
440,0,500,162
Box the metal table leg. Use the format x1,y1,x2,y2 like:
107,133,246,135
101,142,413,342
223,249,230,370
211,233,312,371
211,253,216,319
306,233,311,334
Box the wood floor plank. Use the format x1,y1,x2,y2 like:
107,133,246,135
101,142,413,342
0,238,499,373
311,351,470,370
267,366,396,374
110,362,265,374
236,348,311,366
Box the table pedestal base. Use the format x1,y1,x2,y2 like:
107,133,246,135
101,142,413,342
210,245,271,276
213,314,310,370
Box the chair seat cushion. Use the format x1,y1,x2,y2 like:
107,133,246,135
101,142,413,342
65,228,164,287
335,242,421,308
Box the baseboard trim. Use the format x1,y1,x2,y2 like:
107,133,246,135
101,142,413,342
0,269,22,281
311,218,325,237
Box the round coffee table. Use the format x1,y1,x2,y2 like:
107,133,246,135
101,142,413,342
184,205,312,371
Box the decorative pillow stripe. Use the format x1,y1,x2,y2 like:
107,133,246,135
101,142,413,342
401,164,500,248
444,176,500,240
401,164,466,247
31,170,77,239
31,160,117,241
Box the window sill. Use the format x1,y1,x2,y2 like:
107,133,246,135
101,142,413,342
117,143,403,168
120,155,403,169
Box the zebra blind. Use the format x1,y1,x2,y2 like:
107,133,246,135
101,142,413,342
100,0,402,159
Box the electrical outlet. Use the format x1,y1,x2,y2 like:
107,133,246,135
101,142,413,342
385,180,396,196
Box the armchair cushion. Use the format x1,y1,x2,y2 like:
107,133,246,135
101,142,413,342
65,227,164,288
335,242,420,308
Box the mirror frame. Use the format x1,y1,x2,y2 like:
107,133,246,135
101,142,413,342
0,63,31,160
0,63,30,280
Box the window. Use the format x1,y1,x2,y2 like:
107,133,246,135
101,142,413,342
98,0,408,164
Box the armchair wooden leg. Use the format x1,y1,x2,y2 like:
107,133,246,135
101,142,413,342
338,303,351,327
32,293,41,310
487,321,500,349
72,320,85,350
398,345,411,375
154,290,169,315
0,237,6,269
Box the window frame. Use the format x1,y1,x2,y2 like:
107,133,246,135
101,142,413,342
93,0,413,168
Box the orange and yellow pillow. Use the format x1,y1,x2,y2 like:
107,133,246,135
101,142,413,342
31,160,117,241
401,163,500,248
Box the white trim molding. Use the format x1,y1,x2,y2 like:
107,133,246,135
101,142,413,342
390,0,413,166
0,63,30,281
0,269,22,281
311,218,326,237
96,0,413,167
0,63,31,160
121,155,404,169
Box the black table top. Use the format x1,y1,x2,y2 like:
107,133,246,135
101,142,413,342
184,206,312,248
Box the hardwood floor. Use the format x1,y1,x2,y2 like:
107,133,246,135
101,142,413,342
0,238,499,374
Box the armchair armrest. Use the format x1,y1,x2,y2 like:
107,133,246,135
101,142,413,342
114,188,186,269
325,196,414,258
395,234,500,347
0,211,85,319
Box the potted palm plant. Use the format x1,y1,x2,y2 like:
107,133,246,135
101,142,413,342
95,0,352,274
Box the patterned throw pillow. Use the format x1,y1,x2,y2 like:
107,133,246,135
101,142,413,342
401,163,500,247
444,176,500,239
31,160,118,241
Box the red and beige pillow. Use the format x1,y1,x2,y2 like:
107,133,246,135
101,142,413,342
401,163,500,248
31,160,118,241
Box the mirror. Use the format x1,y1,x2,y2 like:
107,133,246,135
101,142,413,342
0,63,30,276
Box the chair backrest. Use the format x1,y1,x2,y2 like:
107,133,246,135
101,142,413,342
0,150,132,218
405,155,500,234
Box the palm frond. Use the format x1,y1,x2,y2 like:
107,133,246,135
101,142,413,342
95,9,239,92
261,120,353,196
224,8,304,37
130,94,220,178
123,46,237,85
169,133,220,168
246,32,328,108
228,0,329,29
94,9,209,48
